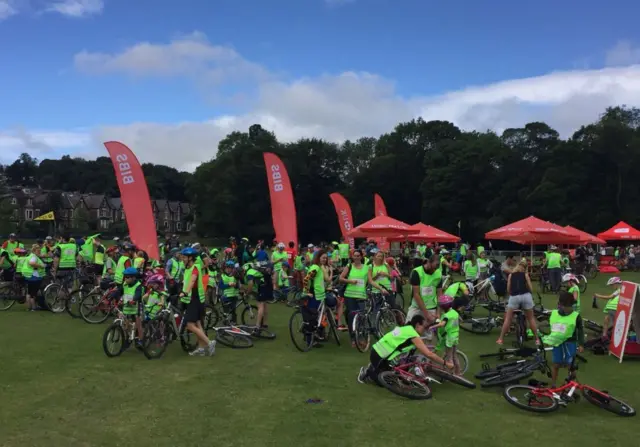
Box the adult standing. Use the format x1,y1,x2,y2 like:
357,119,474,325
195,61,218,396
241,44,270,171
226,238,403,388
2,233,19,259
271,242,288,273
407,254,442,337
339,249,369,347
476,250,492,280
544,245,562,293
22,244,46,311
338,239,350,267
496,259,538,345
285,241,297,268
52,235,79,281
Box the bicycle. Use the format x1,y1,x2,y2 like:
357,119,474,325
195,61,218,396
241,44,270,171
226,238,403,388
79,281,120,324
289,293,341,352
503,353,635,416
204,300,275,349
460,301,505,334
140,303,200,359
205,292,259,327
44,271,86,317
470,275,499,303
0,275,27,311
270,283,302,306
102,306,148,357
352,288,405,353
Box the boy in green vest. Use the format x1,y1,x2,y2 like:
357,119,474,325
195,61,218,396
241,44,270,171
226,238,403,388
542,291,584,388
432,295,468,375
121,267,145,347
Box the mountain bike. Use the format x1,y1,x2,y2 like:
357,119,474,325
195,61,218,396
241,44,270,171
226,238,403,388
503,354,635,416
205,292,258,327
460,301,505,334
79,282,120,324
44,271,84,316
289,293,341,352
204,300,275,349
270,283,302,306
141,304,200,359
352,288,406,353
0,275,26,311
102,306,148,357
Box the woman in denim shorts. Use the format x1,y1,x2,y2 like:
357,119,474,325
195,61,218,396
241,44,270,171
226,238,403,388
496,259,538,345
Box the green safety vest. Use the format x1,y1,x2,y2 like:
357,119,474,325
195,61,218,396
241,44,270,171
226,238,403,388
145,290,164,318
438,308,460,346
15,255,27,274
114,255,131,285
0,249,12,269
221,273,239,298
94,246,105,265
168,259,184,279
477,245,485,254
338,243,349,259
272,250,288,271
182,265,205,304
445,282,467,298
308,264,326,301
58,243,77,269
460,244,467,256
331,250,340,264
294,255,305,271
605,290,620,313
547,252,562,269
277,269,290,288
122,281,141,315
245,268,264,293
81,238,95,263
411,266,442,310
477,258,490,274
371,263,391,289
134,257,145,270
21,254,45,279
344,264,368,299
568,285,581,314
40,245,53,264
418,245,426,257
464,260,478,280
5,241,18,260
372,325,420,361
542,310,578,347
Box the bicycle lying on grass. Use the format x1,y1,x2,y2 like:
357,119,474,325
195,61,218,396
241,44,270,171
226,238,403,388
503,351,635,416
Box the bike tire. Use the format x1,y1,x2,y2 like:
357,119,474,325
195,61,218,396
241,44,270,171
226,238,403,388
375,308,397,338
215,329,254,348
288,309,314,353
179,331,198,352
503,384,559,413
480,370,532,388
66,289,83,318
460,318,494,334
0,283,17,311
79,292,111,324
426,365,476,389
578,277,588,294
394,291,405,311
241,304,259,325
353,312,371,353
327,310,341,346
204,305,221,331
240,325,276,340
583,319,603,334
378,370,433,400
44,283,66,313
582,388,636,417
103,323,126,357
143,320,169,360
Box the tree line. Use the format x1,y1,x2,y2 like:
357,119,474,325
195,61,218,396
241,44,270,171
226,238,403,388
2,106,640,243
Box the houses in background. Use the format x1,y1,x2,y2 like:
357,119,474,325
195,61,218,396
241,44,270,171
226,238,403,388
4,187,194,234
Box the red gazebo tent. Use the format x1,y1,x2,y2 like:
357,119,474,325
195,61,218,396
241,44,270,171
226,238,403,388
597,221,640,241
486,216,579,244
564,225,606,245
347,215,419,238
388,223,460,243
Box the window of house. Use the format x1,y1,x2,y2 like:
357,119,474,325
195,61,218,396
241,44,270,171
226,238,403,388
27,198,33,206
164,220,169,229
176,222,182,231
10,198,17,205
164,211,169,219
35,209,40,216
186,222,192,232
62,210,68,218
25,209,33,220
100,219,109,229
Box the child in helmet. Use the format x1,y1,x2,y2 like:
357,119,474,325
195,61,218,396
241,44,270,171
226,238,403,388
144,276,166,319
593,276,623,338
219,261,240,323
122,267,145,346
432,294,468,375
562,273,581,314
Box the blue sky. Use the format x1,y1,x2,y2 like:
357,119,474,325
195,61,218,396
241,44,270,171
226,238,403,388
1,0,640,170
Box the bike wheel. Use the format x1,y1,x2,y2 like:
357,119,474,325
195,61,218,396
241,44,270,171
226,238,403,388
215,329,254,348
143,320,169,359
179,331,198,352
583,319,603,334
288,309,314,353
353,312,371,353
241,325,276,340
241,304,259,325
480,370,532,388
327,311,341,346
0,283,17,311
583,388,636,416
44,284,66,313
394,291,405,311
103,323,126,357
375,308,397,338
455,350,470,375
66,289,83,318
504,385,559,413
425,365,476,389
203,305,220,331
578,276,588,294
460,318,494,334
378,370,432,400
79,293,111,324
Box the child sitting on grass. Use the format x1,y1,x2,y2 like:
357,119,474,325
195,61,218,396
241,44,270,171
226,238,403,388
432,295,468,376
542,291,584,388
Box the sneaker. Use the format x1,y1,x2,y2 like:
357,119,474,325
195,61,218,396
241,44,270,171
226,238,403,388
189,347,206,356
337,324,348,332
357,366,368,384
208,340,217,356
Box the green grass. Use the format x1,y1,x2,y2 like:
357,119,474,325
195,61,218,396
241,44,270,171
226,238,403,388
1,274,639,447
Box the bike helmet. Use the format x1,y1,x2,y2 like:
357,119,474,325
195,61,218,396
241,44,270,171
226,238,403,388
224,247,233,254
13,247,27,255
146,275,163,287
281,262,290,269
191,242,201,249
562,273,578,283
225,260,235,268
210,248,219,256
607,276,622,286
386,257,395,266
440,249,449,255
181,247,197,257
106,246,118,254
122,243,135,252
123,267,138,277
438,294,454,308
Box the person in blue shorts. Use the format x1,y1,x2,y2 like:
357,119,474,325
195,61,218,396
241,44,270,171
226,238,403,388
542,291,585,388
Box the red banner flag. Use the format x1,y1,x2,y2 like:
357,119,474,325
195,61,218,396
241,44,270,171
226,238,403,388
329,193,355,248
104,141,159,260
374,193,389,251
263,152,298,246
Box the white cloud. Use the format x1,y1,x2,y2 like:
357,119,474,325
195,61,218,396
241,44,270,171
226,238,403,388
0,0,18,20
46,0,104,17
605,40,640,67
4,35,640,172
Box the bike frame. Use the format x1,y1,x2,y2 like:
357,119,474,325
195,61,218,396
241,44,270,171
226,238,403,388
527,379,606,404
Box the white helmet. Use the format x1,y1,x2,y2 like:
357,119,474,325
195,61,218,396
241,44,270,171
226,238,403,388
440,249,449,254
562,273,577,283
277,242,285,249
607,276,622,286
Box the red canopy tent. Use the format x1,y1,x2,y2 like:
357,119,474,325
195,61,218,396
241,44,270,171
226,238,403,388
485,216,579,244
388,223,460,243
347,215,419,238
597,221,640,241
564,225,606,245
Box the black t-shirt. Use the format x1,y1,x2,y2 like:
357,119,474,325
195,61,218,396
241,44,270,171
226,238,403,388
410,269,443,289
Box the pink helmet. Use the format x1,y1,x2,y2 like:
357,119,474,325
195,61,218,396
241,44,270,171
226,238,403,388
438,294,454,308
607,276,622,286
224,247,233,254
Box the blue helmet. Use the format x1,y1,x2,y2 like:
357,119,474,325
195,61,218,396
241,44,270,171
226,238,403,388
181,247,197,257
123,267,138,277
225,260,235,267
281,262,290,269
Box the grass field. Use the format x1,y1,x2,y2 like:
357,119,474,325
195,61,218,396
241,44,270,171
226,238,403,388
1,273,639,447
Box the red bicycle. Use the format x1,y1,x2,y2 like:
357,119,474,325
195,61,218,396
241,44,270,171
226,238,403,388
503,351,636,416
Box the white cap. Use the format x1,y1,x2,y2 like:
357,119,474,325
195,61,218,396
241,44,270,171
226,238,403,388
277,242,285,248
308,244,314,248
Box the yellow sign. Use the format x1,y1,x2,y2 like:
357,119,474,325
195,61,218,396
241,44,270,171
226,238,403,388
34,211,55,221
